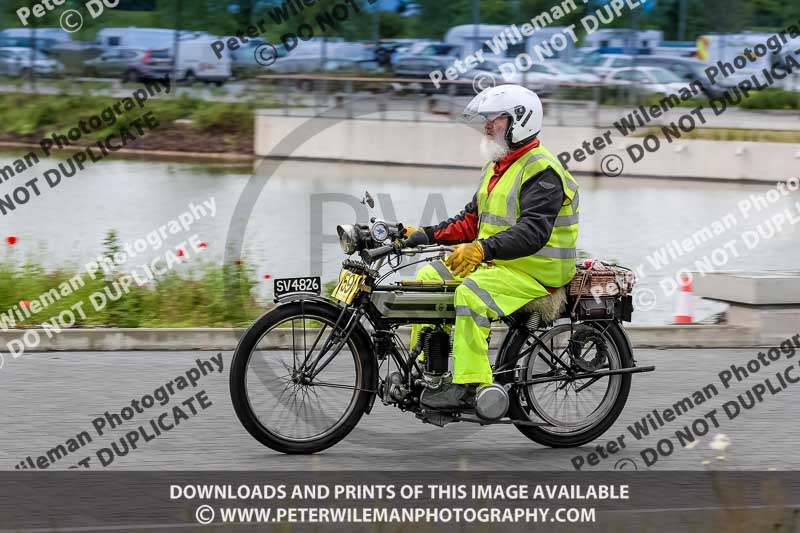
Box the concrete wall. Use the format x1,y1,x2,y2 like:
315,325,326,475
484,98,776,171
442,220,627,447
255,112,798,183
0,324,759,355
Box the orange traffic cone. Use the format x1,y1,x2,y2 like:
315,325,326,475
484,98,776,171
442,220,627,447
674,275,693,324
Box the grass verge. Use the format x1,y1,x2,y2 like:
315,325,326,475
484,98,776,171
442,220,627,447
0,91,263,154
0,231,262,328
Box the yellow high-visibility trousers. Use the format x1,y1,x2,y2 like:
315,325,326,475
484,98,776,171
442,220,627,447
410,260,549,387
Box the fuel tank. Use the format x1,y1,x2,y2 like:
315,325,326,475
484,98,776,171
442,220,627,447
370,281,457,319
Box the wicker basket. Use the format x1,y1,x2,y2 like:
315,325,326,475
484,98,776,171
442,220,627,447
567,265,636,297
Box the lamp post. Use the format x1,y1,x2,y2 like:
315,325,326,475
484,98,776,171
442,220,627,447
472,0,480,57
678,0,687,41
171,0,182,92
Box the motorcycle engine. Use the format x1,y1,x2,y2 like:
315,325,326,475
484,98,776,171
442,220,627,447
421,328,450,375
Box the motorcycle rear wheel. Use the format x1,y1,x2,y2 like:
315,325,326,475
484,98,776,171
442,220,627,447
505,321,633,448
229,301,375,454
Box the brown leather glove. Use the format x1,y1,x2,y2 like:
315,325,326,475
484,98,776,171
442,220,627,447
445,241,485,278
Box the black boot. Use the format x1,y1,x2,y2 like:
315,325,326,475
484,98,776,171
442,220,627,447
420,383,477,410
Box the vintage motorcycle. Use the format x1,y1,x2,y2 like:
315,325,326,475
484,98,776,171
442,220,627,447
230,192,654,454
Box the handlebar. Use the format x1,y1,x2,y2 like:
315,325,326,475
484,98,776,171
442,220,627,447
361,244,395,263
361,243,456,263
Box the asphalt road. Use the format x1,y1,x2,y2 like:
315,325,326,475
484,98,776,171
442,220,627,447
2,347,797,471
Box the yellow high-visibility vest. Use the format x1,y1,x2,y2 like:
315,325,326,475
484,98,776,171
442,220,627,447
476,145,579,287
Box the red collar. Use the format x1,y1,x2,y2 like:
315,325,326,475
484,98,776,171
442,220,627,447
494,138,540,176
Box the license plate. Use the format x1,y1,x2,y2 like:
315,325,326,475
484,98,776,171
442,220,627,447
274,277,321,298
332,270,365,304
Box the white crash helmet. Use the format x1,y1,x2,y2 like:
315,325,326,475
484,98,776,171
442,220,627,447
463,84,543,148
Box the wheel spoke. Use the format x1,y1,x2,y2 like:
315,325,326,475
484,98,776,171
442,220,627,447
518,324,623,435
242,313,362,442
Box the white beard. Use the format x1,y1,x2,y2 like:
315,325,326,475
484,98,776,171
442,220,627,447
480,134,511,162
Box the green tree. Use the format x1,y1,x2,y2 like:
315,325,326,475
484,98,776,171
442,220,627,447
413,0,470,38
378,11,408,39
786,2,800,23
749,0,785,30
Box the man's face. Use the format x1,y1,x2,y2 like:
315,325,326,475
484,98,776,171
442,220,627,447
479,114,511,161
484,115,509,140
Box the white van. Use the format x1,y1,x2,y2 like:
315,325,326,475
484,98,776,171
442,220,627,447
96,28,175,49
95,28,213,50
176,38,231,85
445,24,575,61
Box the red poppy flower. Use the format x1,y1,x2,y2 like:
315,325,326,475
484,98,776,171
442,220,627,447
198,242,208,249
20,300,30,308
176,249,185,257
6,236,18,245
263,274,272,280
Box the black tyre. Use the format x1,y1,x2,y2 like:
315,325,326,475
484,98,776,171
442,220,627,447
296,79,314,92
504,321,633,448
230,301,375,454
121,69,139,83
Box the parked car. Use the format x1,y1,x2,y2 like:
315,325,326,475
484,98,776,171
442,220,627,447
576,53,635,77
47,40,104,75
0,47,64,77
391,41,466,64
229,38,287,77
265,41,372,74
84,48,172,81
631,55,733,96
603,66,688,95
468,60,528,94
393,55,518,95
416,43,463,57
372,42,406,67
0,28,71,56
393,55,460,94
519,61,603,90
776,52,800,93
321,58,382,74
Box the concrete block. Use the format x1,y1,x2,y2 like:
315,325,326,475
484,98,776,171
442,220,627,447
727,305,800,345
694,271,800,305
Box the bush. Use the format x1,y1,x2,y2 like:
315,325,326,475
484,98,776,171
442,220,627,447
191,103,254,135
738,89,800,110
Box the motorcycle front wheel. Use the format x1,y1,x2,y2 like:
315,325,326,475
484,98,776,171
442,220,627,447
229,301,375,454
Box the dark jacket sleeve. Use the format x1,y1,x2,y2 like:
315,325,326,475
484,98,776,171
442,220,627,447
479,167,564,261
422,193,479,245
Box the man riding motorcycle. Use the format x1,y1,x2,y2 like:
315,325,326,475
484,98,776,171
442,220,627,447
402,84,580,410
